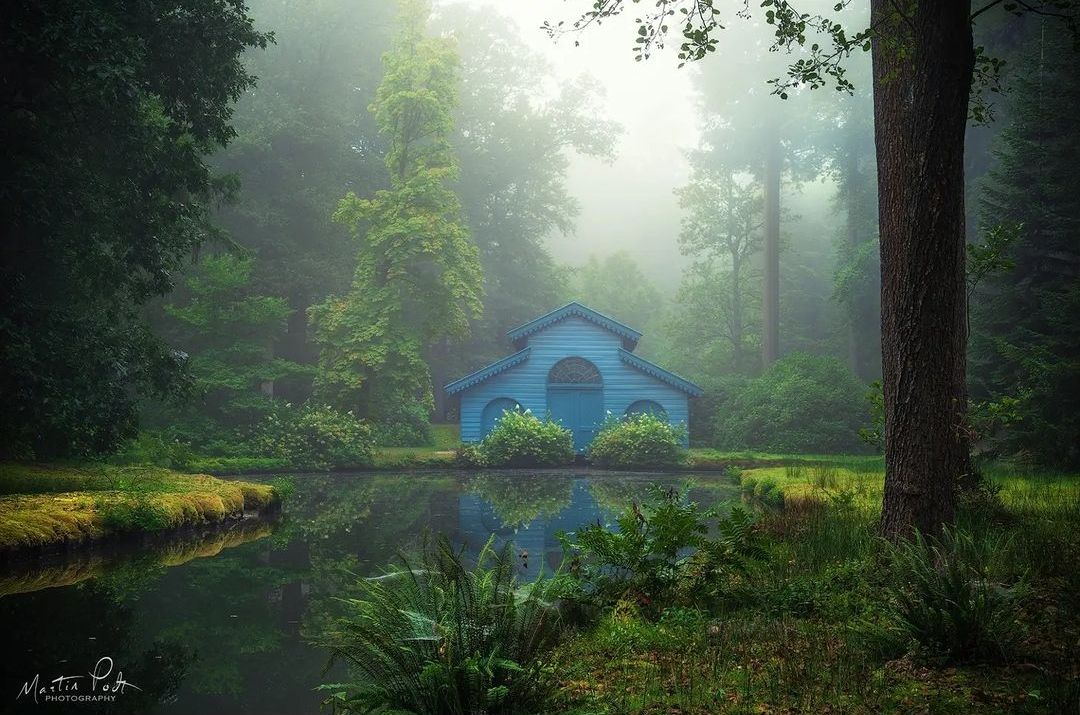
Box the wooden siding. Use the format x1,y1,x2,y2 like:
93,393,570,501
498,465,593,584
457,316,690,444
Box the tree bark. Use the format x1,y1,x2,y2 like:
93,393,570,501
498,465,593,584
762,138,781,366
872,1,975,539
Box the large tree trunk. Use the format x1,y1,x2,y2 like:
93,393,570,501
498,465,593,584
872,1,975,539
761,138,781,366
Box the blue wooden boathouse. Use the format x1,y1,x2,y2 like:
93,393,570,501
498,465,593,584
445,302,703,451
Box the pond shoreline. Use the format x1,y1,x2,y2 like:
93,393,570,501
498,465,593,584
0,506,281,566
204,453,870,478
0,463,282,562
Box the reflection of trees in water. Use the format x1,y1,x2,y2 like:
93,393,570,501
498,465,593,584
0,581,191,714
586,476,656,520
283,475,463,669
141,540,300,703
132,475,458,710
586,476,741,523
0,517,276,598
466,472,575,528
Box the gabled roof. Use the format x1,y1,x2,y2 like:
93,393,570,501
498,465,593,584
507,302,642,349
617,348,704,397
444,347,531,395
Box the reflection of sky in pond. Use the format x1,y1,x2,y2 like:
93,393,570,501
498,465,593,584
0,471,738,714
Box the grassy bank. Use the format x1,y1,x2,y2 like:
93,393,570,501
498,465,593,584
547,464,1080,714
0,463,280,554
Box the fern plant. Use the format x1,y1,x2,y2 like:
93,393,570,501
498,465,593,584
880,527,1028,663
320,536,570,714
561,484,765,612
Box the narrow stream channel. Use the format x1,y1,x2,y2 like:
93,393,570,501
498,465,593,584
1,470,739,714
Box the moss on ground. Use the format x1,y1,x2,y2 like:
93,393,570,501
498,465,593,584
0,463,278,553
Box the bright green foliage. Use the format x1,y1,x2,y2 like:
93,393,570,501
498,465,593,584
971,30,1080,468
739,473,786,509
310,0,482,441
713,353,869,454
562,484,764,612
251,404,374,471
160,254,306,439
321,536,568,715
0,0,270,458
480,411,575,468
587,413,687,470
879,528,1028,664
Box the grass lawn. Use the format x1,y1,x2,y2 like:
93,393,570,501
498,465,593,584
0,463,280,554
548,462,1080,714
372,423,460,469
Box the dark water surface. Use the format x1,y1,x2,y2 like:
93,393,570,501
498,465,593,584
1,470,738,714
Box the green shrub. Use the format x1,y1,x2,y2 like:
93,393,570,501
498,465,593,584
453,443,487,468
371,401,433,447
562,484,765,612
320,536,569,715
253,404,374,470
98,499,171,532
713,353,870,454
112,431,197,469
752,478,785,509
879,527,1028,663
479,410,574,468
738,473,784,508
587,413,687,469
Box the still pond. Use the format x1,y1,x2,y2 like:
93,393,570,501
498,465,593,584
1,470,739,714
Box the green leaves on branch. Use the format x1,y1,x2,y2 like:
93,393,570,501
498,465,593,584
0,0,270,458
311,0,482,428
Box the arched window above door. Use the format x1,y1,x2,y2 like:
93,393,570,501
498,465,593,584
547,357,601,385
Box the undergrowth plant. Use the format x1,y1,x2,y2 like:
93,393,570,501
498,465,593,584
877,527,1028,664
561,484,764,612
320,536,570,715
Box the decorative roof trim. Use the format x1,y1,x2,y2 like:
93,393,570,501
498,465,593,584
617,348,704,397
506,302,642,347
444,347,531,395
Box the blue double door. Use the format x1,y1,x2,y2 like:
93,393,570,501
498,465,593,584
547,386,604,452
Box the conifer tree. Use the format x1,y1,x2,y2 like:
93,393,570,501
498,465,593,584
972,25,1080,467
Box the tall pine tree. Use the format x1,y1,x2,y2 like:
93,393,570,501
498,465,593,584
309,0,482,445
972,24,1080,467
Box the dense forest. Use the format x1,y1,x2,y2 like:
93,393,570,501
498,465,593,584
5,0,1074,473
1,1,1079,712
